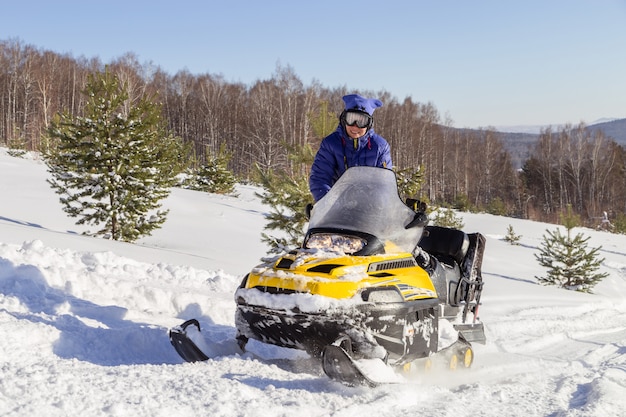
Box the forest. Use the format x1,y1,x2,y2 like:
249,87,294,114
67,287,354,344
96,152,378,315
2,38,625,229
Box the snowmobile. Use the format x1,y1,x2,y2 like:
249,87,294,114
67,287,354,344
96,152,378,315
170,166,486,386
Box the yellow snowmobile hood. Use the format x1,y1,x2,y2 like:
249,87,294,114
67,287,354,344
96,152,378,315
244,249,437,301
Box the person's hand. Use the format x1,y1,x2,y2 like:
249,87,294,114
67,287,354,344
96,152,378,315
305,203,314,219
406,198,427,213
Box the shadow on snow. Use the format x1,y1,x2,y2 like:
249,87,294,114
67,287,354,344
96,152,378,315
0,256,180,366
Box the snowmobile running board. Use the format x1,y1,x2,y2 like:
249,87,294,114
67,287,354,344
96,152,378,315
322,335,476,387
454,322,486,345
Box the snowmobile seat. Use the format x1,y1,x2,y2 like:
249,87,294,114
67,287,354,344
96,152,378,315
418,226,469,267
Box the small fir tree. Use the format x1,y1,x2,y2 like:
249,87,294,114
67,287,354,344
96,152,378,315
503,224,521,245
487,197,507,216
188,144,237,195
44,68,186,242
256,165,312,253
430,207,464,229
534,207,608,292
611,212,626,235
308,100,338,139
453,194,471,212
395,165,425,203
255,142,316,253
7,131,27,157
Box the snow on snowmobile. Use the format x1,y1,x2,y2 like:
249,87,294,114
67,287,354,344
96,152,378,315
170,166,486,386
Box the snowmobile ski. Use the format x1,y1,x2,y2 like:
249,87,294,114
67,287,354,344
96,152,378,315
322,343,381,387
169,319,210,362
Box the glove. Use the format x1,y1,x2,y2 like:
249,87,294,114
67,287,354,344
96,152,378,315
406,198,427,213
413,245,432,270
305,203,314,219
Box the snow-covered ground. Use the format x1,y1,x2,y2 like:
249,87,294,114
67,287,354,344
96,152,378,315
1,148,625,417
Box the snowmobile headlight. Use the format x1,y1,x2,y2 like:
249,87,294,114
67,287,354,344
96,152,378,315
362,287,404,303
306,233,366,254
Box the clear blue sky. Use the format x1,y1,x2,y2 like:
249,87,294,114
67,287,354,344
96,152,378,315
2,0,625,128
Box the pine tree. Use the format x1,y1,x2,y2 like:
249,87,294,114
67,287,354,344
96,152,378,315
7,131,27,157
535,207,608,292
430,207,464,229
503,224,521,245
188,144,237,195
44,68,186,242
308,100,338,139
395,165,425,203
255,144,314,253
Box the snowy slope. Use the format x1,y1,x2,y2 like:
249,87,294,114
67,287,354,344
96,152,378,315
1,148,625,417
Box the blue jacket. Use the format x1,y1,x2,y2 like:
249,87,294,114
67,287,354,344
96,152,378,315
309,126,393,201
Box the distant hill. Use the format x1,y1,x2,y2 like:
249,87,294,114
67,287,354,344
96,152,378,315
476,118,626,169
586,118,626,144
496,132,538,169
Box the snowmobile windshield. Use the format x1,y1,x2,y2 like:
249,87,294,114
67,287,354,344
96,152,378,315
307,166,423,253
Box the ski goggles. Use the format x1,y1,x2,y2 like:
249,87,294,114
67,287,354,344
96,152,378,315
343,111,372,128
